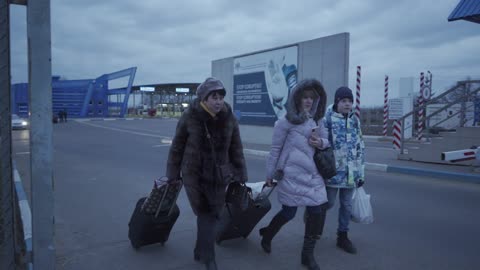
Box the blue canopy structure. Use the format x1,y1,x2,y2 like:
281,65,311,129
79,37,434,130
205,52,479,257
11,67,136,118
448,0,480,24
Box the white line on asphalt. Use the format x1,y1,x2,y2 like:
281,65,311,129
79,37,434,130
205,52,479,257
77,121,171,139
153,144,171,147
16,152,30,155
365,162,388,172
367,146,395,150
244,149,269,158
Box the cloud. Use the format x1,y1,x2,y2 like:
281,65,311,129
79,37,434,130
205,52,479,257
9,0,480,106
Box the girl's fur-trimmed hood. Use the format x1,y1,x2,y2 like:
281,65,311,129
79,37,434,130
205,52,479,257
285,79,327,125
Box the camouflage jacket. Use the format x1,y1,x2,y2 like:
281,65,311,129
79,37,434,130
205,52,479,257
322,105,365,188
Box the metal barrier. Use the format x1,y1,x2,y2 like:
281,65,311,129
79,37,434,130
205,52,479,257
441,147,479,163
395,80,480,154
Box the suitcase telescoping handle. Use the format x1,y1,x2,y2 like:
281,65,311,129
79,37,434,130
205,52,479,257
154,180,183,218
261,181,277,199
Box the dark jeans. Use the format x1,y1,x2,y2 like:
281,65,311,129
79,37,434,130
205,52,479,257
278,204,325,221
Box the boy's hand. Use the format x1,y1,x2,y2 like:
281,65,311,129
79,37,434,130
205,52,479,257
357,179,364,188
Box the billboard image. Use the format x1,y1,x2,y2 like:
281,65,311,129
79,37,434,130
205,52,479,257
233,46,298,126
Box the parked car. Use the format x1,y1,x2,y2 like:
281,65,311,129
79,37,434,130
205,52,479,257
11,114,29,130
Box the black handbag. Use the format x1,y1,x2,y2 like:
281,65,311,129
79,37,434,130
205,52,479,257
314,115,337,180
314,147,337,180
225,181,252,211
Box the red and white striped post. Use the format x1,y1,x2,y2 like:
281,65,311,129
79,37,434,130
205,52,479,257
383,75,389,136
393,120,402,150
355,66,361,119
417,72,425,140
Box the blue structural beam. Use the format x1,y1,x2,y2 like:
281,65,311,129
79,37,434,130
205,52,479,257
80,81,95,117
448,0,480,23
107,88,129,95
53,79,92,118
103,67,136,117
123,68,136,117
80,67,136,117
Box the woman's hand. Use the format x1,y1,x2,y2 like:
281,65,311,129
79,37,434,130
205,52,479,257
309,135,323,149
265,178,274,187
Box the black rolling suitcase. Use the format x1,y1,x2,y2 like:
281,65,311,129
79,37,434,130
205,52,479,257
128,178,182,249
216,183,276,244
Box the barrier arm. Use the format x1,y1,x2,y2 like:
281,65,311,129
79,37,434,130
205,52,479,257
441,146,479,163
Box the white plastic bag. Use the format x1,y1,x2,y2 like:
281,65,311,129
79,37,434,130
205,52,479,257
351,187,374,224
245,182,265,200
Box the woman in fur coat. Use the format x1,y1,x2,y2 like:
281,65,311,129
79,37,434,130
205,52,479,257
166,77,248,270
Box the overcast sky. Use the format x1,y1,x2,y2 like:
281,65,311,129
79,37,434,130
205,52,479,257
9,0,480,107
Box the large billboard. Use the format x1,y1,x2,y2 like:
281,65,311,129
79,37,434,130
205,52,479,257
233,46,298,126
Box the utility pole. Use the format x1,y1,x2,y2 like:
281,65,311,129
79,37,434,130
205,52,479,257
27,0,55,269
0,0,15,267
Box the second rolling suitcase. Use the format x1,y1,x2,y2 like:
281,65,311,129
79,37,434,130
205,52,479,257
216,183,275,244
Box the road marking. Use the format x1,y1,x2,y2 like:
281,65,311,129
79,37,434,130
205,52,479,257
244,149,269,158
367,146,395,150
16,151,30,155
153,144,171,147
153,139,173,147
77,121,171,139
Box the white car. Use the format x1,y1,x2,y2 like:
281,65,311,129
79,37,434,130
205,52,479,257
11,114,29,130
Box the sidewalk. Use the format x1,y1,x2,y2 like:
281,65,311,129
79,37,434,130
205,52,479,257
242,139,480,184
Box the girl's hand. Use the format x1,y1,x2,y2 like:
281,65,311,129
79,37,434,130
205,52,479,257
309,136,323,148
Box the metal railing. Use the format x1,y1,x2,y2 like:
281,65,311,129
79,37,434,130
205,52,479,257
396,80,480,154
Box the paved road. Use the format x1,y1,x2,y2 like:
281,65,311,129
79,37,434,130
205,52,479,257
12,119,480,270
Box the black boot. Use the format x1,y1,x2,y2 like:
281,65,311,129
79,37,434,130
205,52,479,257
259,213,290,254
337,231,357,254
303,211,320,239
301,209,326,270
301,237,320,270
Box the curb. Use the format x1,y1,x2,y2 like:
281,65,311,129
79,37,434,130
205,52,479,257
75,118,144,122
13,165,33,269
243,148,480,183
385,165,480,183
